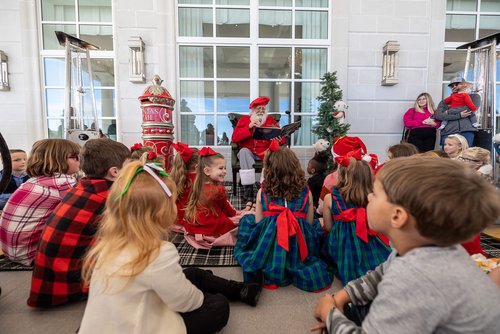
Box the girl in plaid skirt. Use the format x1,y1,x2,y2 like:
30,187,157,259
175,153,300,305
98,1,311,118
322,155,391,285
235,143,333,292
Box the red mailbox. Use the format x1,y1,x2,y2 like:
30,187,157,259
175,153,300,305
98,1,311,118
138,75,175,170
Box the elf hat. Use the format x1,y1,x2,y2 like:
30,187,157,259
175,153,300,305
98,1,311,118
249,96,270,109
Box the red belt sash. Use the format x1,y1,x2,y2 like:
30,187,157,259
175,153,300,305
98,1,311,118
334,208,389,246
264,203,309,261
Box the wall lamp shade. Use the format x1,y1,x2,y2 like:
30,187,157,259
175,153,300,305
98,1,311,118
381,41,400,86
0,50,10,91
128,36,145,83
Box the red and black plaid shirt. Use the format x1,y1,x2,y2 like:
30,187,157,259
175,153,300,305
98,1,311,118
27,178,113,307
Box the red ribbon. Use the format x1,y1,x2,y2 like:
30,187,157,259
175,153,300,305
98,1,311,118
264,203,309,261
199,147,218,157
334,148,363,167
173,141,195,163
334,208,389,246
147,151,158,160
130,143,143,152
257,139,280,160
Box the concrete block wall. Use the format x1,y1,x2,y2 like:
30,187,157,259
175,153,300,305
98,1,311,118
334,0,446,160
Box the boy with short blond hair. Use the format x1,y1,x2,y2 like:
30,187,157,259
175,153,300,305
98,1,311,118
28,138,130,307
314,156,500,333
0,149,28,210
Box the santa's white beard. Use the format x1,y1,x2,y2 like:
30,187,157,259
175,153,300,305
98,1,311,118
250,111,267,126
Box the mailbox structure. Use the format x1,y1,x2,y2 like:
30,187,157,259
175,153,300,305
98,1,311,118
138,75,176,170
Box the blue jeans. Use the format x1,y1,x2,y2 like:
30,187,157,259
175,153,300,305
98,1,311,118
441,131,475,148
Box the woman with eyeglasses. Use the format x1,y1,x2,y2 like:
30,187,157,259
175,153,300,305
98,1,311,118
402,93,440,152
459,147,493,182
0,139,80,265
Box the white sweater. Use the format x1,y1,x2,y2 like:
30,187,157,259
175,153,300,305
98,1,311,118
79,242,204,334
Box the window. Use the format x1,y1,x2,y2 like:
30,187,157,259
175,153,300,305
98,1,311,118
39,0,116,139
177,0,330,146
444,0,500,130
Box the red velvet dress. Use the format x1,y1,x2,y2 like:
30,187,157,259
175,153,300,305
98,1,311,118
183,183,237,236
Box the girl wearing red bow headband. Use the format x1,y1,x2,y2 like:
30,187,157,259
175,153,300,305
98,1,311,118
170,142,199,228
184,148,238,237
234,147,333,292
322,157,391,285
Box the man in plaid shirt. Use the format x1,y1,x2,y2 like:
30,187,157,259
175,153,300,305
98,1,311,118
27,138,130,307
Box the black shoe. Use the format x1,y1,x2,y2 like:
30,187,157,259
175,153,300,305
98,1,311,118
239,282,262,307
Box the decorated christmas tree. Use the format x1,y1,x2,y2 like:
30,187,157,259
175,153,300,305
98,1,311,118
312,72,350,144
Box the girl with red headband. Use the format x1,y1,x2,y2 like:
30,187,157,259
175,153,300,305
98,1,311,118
184,148,238,237
322,150,391,285
234,143,333,292
170,142,199,228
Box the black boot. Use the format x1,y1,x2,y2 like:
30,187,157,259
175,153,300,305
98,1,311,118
243,185,254,202
231,281,262,307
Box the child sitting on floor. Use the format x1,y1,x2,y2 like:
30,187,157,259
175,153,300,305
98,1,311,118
183,147,238,237
0,139,81,265
443,133,469,159
79,160,261,334
307,150,329,212
313,156,500,333
234,142,333,292
0,149,28,210
169,142,199,228
322,149,391,285
27,138,130,307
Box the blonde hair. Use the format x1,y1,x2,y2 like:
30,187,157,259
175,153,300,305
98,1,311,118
169,148,199,200
446,134,469,157
263,147,306,201
82,160,177,284
337,158,373,207
377,156,500,246
414,92,436,114
455,81,472,93
184,153,225,224
463,147,491,165
26,139,81,177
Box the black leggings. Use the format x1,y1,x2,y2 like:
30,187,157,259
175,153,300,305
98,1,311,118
407,127,437,152
180,268,232,334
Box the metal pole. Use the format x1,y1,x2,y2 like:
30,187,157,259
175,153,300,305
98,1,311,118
63,40,72,139
86,49,99,133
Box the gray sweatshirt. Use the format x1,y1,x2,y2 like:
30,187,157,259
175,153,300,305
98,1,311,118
327,246,500,334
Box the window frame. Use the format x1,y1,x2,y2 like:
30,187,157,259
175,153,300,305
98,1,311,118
176,0,331,147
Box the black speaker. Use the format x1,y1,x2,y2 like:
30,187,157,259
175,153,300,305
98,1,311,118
473,128,493,150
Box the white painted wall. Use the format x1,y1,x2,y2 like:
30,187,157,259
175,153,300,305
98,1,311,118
0,0,44,154
0,0,447,174
335,0,446,160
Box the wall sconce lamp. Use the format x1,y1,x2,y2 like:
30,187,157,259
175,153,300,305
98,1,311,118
381,41,400,86
128,36,145,83
0,50,10,91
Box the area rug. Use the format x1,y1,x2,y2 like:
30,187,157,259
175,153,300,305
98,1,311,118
0,255,33,271
171,233,239,267
480,234,500,258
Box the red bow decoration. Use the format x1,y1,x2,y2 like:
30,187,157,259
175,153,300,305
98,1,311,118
173,142,195,163
131,143,143,152
257,139,280,160
264,203,309,261
334,208,389,246
147,151,158,160
334,148,363,167
199,147,218,157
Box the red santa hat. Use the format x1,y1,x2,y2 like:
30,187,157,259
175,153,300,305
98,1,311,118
331,136,367,157
332,136,378,170
249,96,270,109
